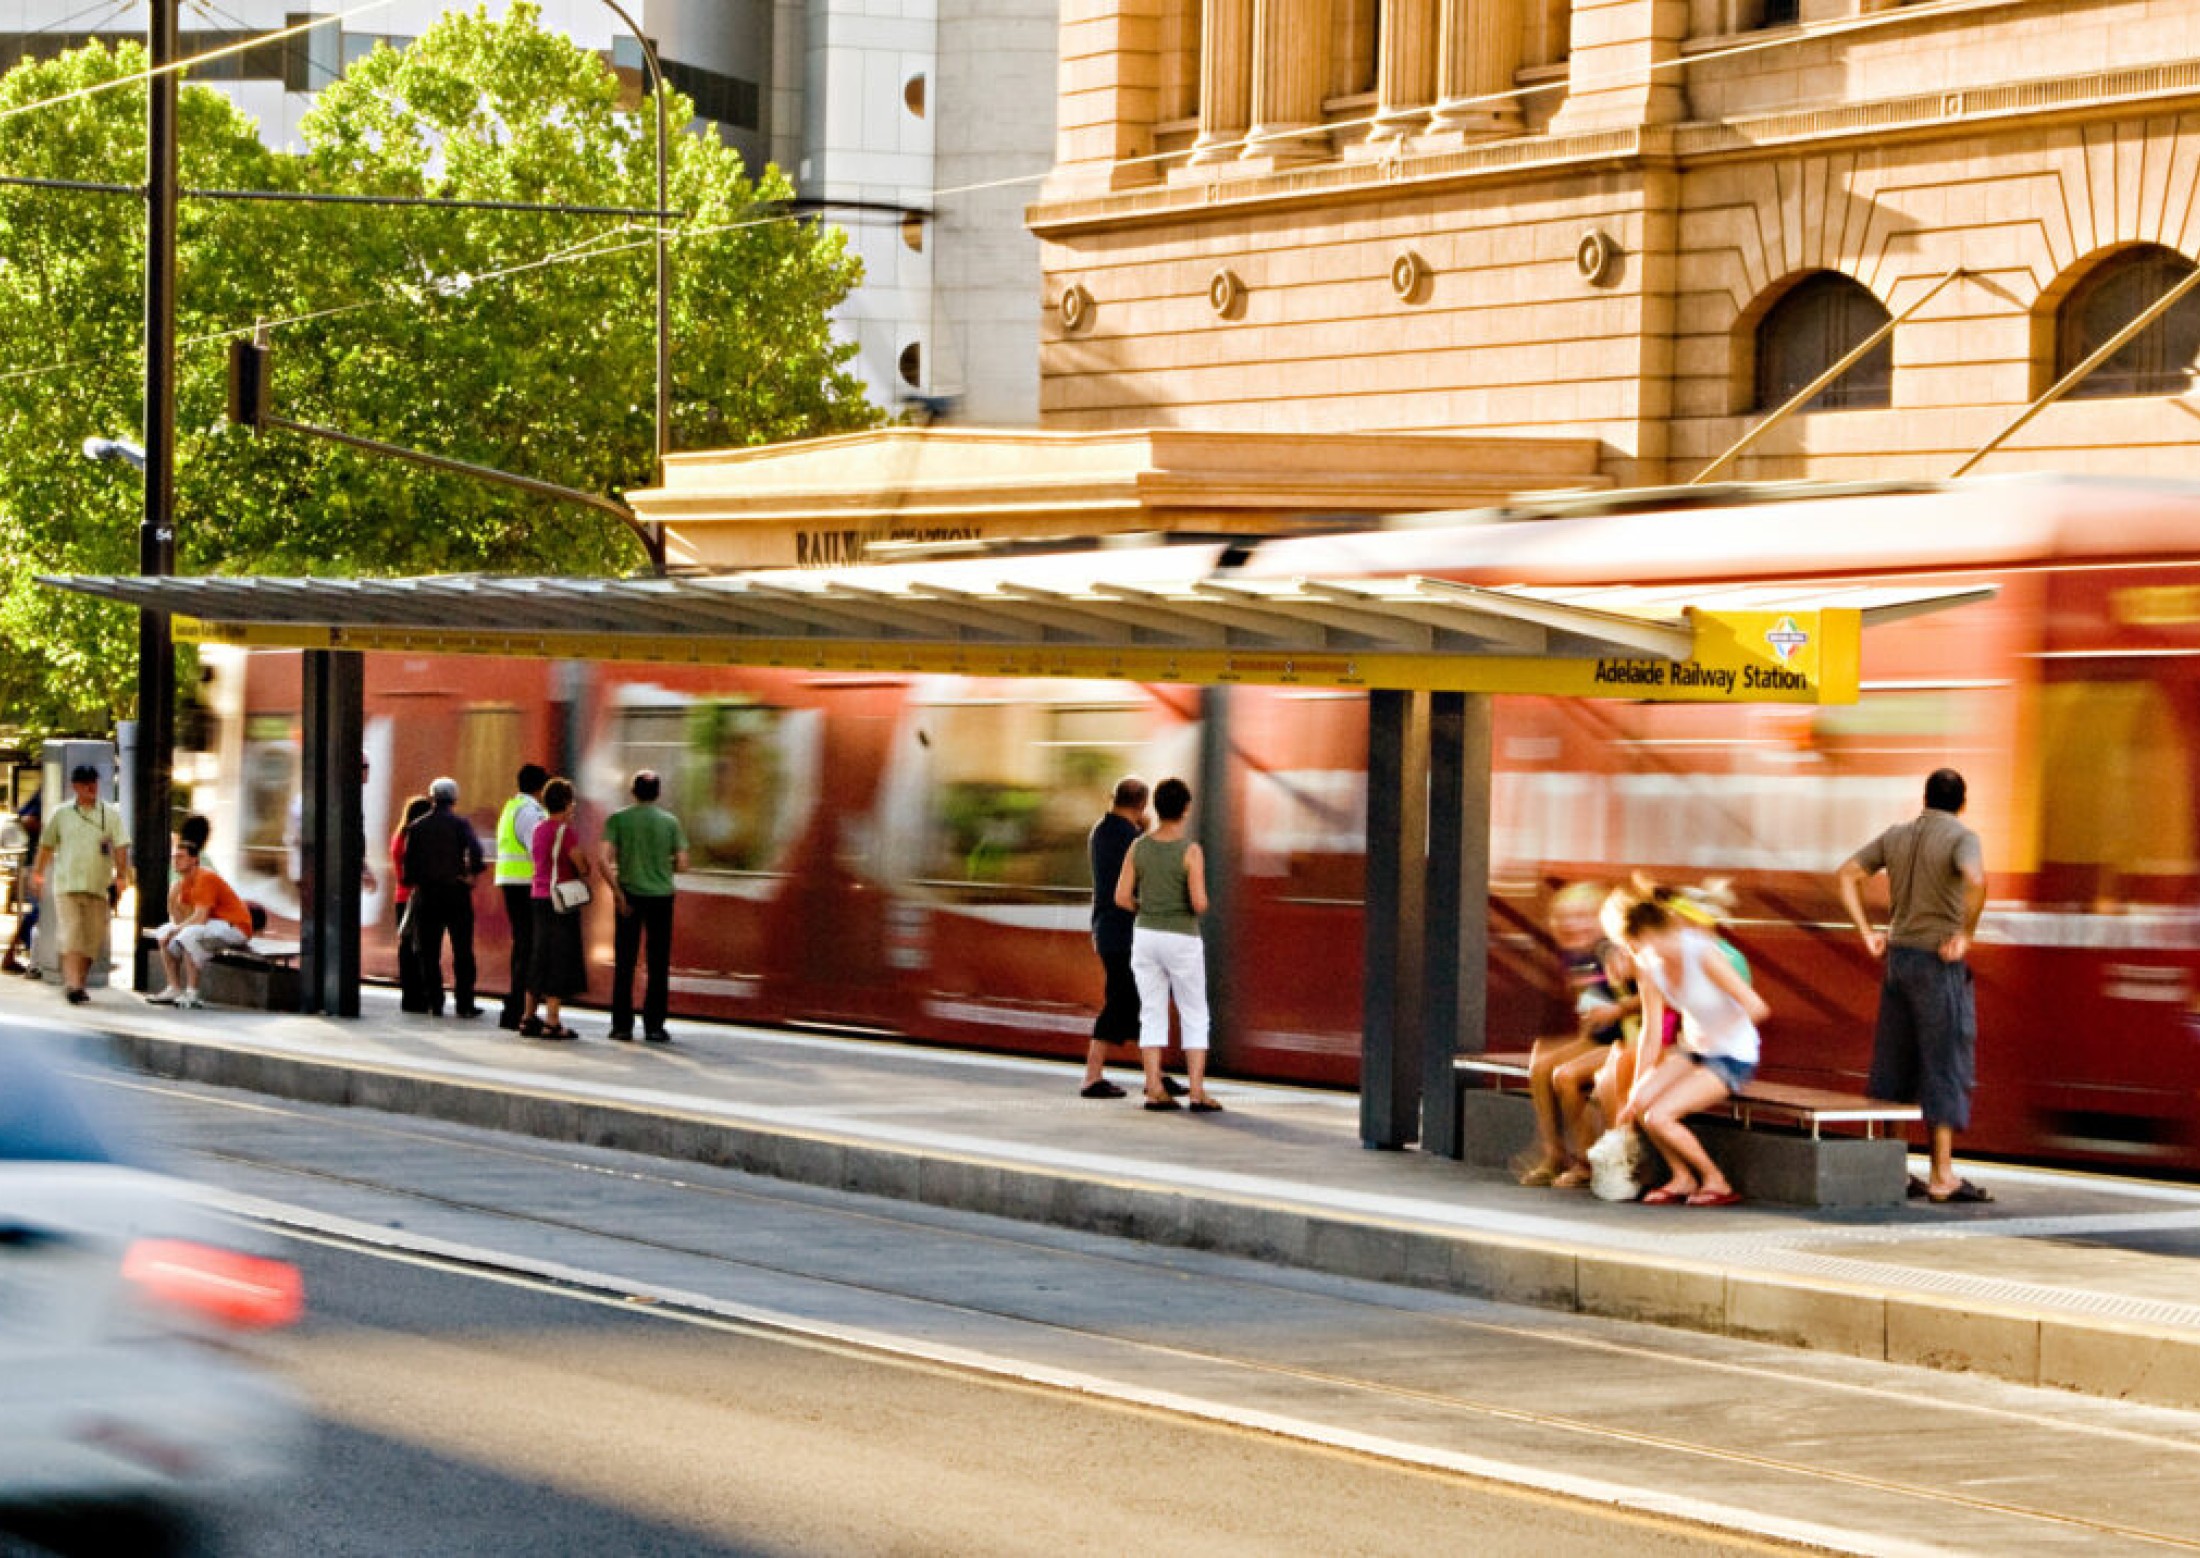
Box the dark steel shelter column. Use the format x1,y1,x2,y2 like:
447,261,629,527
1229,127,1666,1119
299,649,364,1016
133,1,179,989
1418,690,1492,1158
1197,687,1240,1063
1360,688,1429,1149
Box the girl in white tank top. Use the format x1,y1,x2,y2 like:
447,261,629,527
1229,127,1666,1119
1616,900,1771,1207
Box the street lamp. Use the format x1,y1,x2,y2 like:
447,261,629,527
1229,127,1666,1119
598,0,672,479
82,437,147,470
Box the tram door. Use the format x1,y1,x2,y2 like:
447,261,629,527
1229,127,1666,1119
2027,670,2200,1163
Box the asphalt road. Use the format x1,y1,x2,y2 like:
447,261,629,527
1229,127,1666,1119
14,1048,2200,1556
191,1236,1768,1558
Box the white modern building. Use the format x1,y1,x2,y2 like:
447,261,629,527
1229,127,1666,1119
0,0,1051,421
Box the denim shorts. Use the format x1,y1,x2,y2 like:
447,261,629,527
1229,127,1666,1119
1691,1051,1756,1094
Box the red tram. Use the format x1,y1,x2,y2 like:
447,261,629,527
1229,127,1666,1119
193,478,2200,1170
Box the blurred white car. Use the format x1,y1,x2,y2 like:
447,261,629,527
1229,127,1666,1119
0,1037,304,1554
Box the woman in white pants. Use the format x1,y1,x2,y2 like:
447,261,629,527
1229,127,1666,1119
1114,777,1221,1112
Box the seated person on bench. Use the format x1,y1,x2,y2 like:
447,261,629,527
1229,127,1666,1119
1519,884,1639,1187
1616,897,1771,1207
147,840,253,1010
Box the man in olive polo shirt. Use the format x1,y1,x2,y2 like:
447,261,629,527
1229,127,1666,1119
1836,767,1991,1204
599,769,689,1043
31,764,132,1005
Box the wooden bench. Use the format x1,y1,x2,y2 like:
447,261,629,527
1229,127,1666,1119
1454,1050,1921,1207
1458,1051,1920,1138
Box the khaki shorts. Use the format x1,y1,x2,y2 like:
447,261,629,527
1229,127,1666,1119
57,892,112,960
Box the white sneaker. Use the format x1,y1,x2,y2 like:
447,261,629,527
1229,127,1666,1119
173,989,204,1010
145,987,180,1005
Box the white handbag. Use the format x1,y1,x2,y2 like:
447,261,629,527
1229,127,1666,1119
548,825,591,914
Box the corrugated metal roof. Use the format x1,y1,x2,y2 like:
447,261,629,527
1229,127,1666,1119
38,564,1986,662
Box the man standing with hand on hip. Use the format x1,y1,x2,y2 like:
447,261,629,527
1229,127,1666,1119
600,770,688,1044
31,764,131,1006
1836,767,1991,1204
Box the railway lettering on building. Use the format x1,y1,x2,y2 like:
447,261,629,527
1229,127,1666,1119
795,525,984,568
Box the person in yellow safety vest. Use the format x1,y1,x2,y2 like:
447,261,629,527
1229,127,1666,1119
495,764,549,1031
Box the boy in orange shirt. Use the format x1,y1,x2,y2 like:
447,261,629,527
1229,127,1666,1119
148,840,254,1010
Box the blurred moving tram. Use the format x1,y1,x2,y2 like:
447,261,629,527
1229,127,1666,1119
188,477,2200,1171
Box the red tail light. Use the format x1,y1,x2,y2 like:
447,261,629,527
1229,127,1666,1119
121,1239,304,1330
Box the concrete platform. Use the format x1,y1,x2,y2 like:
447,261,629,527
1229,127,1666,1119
9,975,2200,1412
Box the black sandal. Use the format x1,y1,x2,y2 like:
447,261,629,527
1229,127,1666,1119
1143,1095,1181,1111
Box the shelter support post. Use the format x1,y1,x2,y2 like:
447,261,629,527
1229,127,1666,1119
1197,688,1241,1062
1361,689,1429,1149
1418,691,1492,1158
299,649,364,1017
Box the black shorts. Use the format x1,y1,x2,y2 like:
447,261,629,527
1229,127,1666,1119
1868,946,1977,1131
1093,945,1140,1043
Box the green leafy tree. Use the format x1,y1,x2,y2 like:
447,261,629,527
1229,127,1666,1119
0,3,878,740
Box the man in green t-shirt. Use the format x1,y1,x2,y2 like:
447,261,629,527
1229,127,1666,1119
598,770,689,1043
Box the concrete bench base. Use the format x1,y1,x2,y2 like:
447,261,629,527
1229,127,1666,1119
1458,1090,1907,1208
201,953,300,1012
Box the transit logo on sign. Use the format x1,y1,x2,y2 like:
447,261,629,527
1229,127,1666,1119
1765,615,1809,664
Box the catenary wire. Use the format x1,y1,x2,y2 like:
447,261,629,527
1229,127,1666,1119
0,0,2024,389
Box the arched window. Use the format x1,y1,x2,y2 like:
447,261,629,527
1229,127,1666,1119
2056,246,2200,400
1753,272,1893,412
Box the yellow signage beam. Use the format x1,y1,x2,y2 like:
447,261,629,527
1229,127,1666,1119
177,606,1862,703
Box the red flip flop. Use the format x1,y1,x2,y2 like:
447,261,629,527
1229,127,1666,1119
1685,1188,1744,1208
1640,1186,1689,1205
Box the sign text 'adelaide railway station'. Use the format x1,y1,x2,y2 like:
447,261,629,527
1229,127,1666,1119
1591,658,1814,694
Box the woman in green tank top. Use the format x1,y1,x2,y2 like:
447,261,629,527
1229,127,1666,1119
1113,777,1220,1113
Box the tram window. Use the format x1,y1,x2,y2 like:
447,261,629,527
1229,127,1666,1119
2056,246,2200,400
454,705,521,818
920,701,1144,890
1753,272,1893,411
610,700,811,873
2037,679,2196,904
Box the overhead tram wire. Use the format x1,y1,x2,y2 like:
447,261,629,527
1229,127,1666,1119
0,0,400,128
0,0,2035,202
0,0,2016,392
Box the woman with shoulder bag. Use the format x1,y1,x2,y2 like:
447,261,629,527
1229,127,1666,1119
522,777,593,1040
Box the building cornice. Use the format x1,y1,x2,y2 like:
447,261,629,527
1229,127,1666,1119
1029,53,2200,236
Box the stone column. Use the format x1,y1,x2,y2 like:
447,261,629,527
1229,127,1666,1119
1371,0,1439,140
1242,0,1334,166
1428,0,1524,138
1546,0,1687,133
1188,0,1255,164
1039,0,1168,198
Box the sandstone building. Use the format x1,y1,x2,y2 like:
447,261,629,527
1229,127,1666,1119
1030,0,2200,486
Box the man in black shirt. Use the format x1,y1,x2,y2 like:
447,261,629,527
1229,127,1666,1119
402,776,486,1018
1084,776,1182,1099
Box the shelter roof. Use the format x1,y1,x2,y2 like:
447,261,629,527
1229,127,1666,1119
43,529,1989,703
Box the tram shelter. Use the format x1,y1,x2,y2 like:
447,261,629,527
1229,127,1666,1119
44,529,1985,1158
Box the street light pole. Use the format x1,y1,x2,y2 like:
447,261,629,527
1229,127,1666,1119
134,0,179,990
598,0,671,561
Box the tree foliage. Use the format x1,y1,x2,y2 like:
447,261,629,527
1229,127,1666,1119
0,3,878,740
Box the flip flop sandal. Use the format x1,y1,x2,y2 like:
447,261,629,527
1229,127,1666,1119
1551,1166,1592,1189
1188,1099,1224,1113
1143,1095,1181,1111
1685,1188,1744,1208
1929,1179,1994,1203
1640,1186,1690,1205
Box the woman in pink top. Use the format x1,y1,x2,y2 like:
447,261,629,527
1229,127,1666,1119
522,777,593,1040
